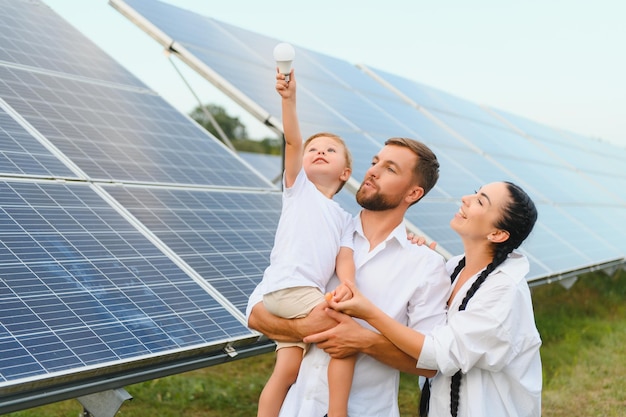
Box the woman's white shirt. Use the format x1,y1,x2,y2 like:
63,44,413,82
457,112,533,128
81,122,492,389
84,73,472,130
417,252,542,417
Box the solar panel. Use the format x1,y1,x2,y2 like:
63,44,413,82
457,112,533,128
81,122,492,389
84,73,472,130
489,107,626,202
102,185,282,314
0,0,144,88
0,0,284,411
110,0,626,282
0,105,76,178
0,181,255,385
0,64,272,187
237,151,282,184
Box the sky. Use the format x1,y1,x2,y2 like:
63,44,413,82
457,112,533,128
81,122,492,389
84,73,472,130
42,0,626,148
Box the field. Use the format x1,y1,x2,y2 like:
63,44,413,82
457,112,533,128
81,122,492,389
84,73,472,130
5,269,626,416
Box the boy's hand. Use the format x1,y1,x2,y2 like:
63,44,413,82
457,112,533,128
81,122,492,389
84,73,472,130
275,68,295,99
325,282,353,303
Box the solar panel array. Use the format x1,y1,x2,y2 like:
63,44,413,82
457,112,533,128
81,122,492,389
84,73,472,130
2,0,626,412
0,0,282,411
111,0,626,284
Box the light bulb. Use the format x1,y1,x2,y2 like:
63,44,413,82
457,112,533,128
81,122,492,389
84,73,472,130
273,42,295,81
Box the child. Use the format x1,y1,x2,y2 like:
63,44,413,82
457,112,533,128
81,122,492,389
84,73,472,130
256,68,356,417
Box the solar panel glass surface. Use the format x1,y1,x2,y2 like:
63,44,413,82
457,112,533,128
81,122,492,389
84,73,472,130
103,185,282,314
0,0,144,88
0,65,272,187
0,107,76,178
0,181,255,387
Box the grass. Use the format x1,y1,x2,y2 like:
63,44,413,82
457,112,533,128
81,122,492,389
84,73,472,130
4,268,625,416
534,268,626,417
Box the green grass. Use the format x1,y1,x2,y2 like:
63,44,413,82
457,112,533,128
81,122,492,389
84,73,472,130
5,269,626,416
535,269,626,417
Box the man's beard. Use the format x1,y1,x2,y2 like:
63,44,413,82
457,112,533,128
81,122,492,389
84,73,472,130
356,183,403,211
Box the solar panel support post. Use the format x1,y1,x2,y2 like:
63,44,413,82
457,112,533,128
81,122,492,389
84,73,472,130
558,276,578,290
165,51,236,152
76,388,133,417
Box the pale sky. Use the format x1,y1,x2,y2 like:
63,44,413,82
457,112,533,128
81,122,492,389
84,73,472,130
42,0,626,148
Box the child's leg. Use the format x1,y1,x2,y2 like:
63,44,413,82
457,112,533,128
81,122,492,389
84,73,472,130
327,354,357,417
257,346,303,417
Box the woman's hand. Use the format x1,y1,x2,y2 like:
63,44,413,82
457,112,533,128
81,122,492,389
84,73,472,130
326,280,377,320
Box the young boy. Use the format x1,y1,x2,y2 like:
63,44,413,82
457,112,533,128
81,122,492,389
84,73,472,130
256,68,356,417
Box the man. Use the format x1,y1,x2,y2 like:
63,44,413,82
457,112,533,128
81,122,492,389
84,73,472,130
247,138,450,417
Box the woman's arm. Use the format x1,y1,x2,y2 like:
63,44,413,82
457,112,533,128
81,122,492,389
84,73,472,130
325,281,429,361
304,308,436,377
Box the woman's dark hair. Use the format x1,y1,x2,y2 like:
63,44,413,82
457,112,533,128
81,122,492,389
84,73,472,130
420,182,537,417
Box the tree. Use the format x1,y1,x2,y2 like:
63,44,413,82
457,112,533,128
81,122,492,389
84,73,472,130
189,104,281,155
189,103,248,141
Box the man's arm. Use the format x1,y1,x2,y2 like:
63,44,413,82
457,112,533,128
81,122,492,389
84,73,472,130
304,308,436,377
248,300,338,342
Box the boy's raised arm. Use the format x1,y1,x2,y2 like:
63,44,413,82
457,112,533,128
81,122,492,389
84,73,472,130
275,69,302,188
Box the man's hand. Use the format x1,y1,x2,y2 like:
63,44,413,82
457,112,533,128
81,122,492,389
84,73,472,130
301,302,339,336
248,301,337,342
303,308,372,358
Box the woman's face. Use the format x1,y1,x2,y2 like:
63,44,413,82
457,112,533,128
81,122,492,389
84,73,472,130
450,182,510,241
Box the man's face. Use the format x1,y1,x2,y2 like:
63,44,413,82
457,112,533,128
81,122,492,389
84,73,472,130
356,144,419,211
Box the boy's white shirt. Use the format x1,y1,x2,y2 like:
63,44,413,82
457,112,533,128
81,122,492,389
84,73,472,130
261,168,354,296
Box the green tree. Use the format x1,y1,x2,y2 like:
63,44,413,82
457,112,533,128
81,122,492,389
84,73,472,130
189,104,281,155
189,103,248,141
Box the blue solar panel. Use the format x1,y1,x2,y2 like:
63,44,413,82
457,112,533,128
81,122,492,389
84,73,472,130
0,65,272,188
0,181,256,386
237,151,282,184
111,0,626,284
348,66,626,274
103,185,282,314
0,0,144,88
489,108,626,203
0,0,285,406
0,107,76,178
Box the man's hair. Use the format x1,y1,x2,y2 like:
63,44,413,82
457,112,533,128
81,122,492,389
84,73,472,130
384,137,439,202
304,132,352,193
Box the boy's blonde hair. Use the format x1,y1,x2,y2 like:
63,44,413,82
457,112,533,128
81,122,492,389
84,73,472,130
304,132,352,194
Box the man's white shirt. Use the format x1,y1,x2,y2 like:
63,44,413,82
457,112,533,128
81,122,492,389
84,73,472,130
247,215,450,417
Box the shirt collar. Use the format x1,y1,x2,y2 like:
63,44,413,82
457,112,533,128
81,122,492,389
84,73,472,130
353,213,408,247
449,250,530,282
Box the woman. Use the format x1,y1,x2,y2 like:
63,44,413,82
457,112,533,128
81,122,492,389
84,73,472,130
328,181,541,417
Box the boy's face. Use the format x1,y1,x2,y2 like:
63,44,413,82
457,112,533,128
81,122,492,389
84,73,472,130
356,144,420,210
303,136,350,179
